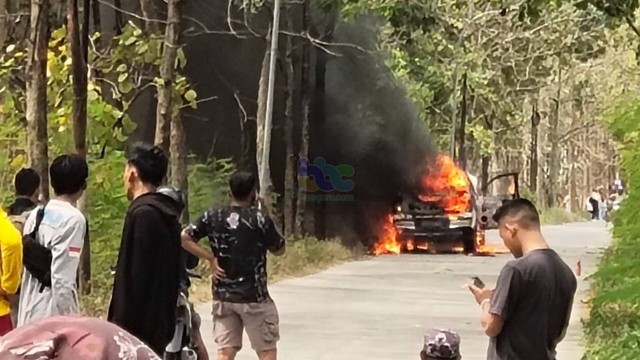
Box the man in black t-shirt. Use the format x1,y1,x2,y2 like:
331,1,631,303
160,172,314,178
468,199,577,360
182,171,285,360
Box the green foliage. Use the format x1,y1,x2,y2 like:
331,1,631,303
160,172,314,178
0,21,201,314
188,158,235,221
334,0,605,155
585,97,640,358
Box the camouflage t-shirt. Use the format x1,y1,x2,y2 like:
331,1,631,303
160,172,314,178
186,206,285,303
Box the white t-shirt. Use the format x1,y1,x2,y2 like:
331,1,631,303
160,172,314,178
17,199,86,327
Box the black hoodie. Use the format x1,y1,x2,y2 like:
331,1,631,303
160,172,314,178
107,192,182,355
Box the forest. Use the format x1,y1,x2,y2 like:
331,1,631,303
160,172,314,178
0,0,639,355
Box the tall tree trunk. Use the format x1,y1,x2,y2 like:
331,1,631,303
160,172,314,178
283,7,296,237
255,34,271,194
0,0,8,47
170,114,189,223
68,0,91,294
481,114,492,194
548,66,562,208
295,0,311,236
113,0,123,35
458,72,468,170
26,0,50,200
449,66,460,159
311,11,337,239
154,0,181,156
139,0,159,35
258,0,282,200
529,102,540,194
91,0,100,33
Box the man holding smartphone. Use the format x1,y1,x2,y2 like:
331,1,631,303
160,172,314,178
468,199,577,360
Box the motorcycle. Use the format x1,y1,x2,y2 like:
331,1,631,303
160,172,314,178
164,270,202,360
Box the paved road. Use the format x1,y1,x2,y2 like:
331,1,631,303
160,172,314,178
196,222,610,360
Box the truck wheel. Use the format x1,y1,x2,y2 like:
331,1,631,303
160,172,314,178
461,228,476,254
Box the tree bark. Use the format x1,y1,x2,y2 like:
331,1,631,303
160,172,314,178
458,72,468,170
0,0,8,47
154,0,181,157
68,0,91,294
26,0,50,200
311,10,337,239
139,0,159,35
295,0,310,236
283,7,296,237
529,102,540,194
548,65,562,208
113,0,123,35
170,113,189,224
255,33,271,194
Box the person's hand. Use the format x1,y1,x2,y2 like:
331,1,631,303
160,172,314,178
257,197,270,216
207,258,226,283
469,284,492,305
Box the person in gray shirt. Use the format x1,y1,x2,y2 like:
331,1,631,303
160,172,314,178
468,199,577,360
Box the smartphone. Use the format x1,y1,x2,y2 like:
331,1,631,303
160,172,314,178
471,276,485,289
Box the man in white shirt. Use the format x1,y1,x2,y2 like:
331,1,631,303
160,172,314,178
17,154,88,326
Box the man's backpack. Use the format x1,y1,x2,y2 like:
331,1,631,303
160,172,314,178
22,204,52,290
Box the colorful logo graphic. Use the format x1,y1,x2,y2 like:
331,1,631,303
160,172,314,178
298,157,355,193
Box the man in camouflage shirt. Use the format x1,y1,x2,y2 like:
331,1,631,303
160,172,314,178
181,171,285,360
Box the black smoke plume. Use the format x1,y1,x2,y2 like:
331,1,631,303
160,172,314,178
318,16,438,244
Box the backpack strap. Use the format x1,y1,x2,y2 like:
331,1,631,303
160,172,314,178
31,203,47,238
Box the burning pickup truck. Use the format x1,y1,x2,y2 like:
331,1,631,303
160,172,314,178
373,155,518,255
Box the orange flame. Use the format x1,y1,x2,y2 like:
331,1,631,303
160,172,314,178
474,230,510,254
373,215,401,255
419,155,471,215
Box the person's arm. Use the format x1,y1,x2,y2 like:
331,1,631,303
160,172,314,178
50,214,86,314
0,220,22,297
470,265,520,337
260,212,285,256
182,212,225,280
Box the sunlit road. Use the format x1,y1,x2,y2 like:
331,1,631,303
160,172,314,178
196,222,610,360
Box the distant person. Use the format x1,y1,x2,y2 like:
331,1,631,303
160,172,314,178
468,198,577,360
182,171,286,360
7,168,41,222
18,155,88,326
598,186,607,220
587,188,600,221
6,168,40,326
107,143,182,355
0,205,23,335
0,315,160,359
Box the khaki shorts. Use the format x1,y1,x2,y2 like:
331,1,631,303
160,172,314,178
212,300,280,352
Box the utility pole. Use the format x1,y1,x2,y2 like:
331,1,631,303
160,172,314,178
259,0,281,198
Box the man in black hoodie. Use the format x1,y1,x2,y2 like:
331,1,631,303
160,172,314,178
107,143,181,355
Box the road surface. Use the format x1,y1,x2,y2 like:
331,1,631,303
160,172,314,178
196,222,610,359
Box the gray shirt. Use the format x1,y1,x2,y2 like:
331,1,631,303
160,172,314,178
487,249,577,360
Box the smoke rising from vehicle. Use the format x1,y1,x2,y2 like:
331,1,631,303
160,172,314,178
319,16,438,243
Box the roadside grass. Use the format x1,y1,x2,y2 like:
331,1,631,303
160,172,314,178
584,198,640,359
539,207,589,225
188,237,366,303
584,98,640,359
